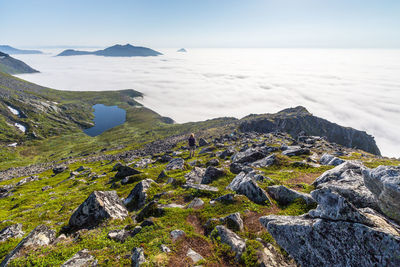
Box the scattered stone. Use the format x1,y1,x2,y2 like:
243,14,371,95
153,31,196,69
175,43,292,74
42,186,53,191
363,165,400,224
75,166,86,172
1,225,56,266
107,229,130,243
199,138,209,147
251,154,276,168
159,154,172,163
170,229,185,240
0,184,14,199
267,185,315,206
124,179,155,211
282,146,310,156
201,166,225,184
232,148,266,164
160,244,171,253
213,226,246,259
187,248,204,263
218,147,236,159
206,158,219,166
114,166,141,179
223,212,244,232
16,176,40,186
53,166,67,175
159,203,185,209
131,247,146,267
61,249,97,267
320,153,345,166
182,183,219,192
136,201,164,222
199,147,214,154
134,158,154,168
0,223,24,242
211,194,235,204
227,172,270,204
187,198,204,209
165,158,185,170
140,219,155,228
69,191,128,229
230,162,253,174
185,167,205,184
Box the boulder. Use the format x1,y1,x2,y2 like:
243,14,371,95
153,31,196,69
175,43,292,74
131,247,146,267
199,138,209,147
114,166,141,179
182,183,219,192
16,176,39,186
184,167,205,184
230,162,253,174
282,146,310,156
61,249,97,267
257,243,296,267
201,166,225,184
312,161,378,209
170,229,185,240
206,158,219,166
160,244,171,253
227,172,270,204
320,153,345,166
232,148,266,164
134,158,154,168
363,165,400,224
69,191,128,229
165,158,185,170
199,147,214,154
159,154,172,163
211,194,235,204
267,185,315,206
251,154,276,168
213,226,246,259
124,179,155,211
1,225,56,266
107,229,130,243
53,166,67,175
136,201,164,222
187,198,204,209
158,170,168,179
223,212,244,232
218,147,236,159
187,248,204,263
0,223,24,242
0,184,14,199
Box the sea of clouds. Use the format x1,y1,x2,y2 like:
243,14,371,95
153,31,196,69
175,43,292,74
14,48,400,157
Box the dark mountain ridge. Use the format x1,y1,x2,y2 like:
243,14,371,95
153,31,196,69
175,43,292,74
0,45,42,54
57,44,162,57
0,52,39,75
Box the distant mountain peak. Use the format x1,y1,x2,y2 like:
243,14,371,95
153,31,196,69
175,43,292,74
0,45,42,55
57,44,162,57
177,48,187,52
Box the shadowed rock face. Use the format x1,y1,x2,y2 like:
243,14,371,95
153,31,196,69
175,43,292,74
239,106,381,155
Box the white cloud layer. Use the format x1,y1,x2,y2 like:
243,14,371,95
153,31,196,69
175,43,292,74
14,48,400,157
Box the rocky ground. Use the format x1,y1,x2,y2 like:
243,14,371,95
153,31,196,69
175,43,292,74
0,131,399,266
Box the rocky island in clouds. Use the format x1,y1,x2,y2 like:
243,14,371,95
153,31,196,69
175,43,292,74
57,44,162,57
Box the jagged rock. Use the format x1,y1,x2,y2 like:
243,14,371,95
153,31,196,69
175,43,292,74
223,212,244,232
206,158,219,166
267,185,315,206
0,184,14,199
312,161,378,209
69,191,128,229
251,154,276,168
187,248,204,263
182,183,219,192
230,162,253,174
320,153,345,166
282,146,310,156
134,158,154,168
187,197,204,209
16,176,39,186
124,179,155,211
184,167,205,184
114,165,141,179
170,229,185,240
61,249,97,267
218,147,236,159
232,148,266,164
0,223,24,242
227,172,270,204
213,226,246,259
1,225,56,266
211,193,235,204
363,165,400,223
131,247,146,267
160,244,171,253
53,166,67,175
201,166,225,184
258,243,296,267
165,158,185,170
260,214,400,267
107,229,130,243
199,138,208,146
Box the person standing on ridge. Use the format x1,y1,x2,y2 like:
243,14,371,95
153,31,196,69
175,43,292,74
188,133,196,158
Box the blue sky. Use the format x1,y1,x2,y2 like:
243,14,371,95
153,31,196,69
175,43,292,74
1,0,400,48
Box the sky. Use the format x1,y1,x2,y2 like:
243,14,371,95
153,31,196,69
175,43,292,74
1,0,400,48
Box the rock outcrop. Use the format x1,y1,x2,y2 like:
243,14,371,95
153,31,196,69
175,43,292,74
227,171,270,204
212,226,246,260
320,153,345,166
124,179,155,211
69,191,128,229
267,185,315,206
0,224,24,242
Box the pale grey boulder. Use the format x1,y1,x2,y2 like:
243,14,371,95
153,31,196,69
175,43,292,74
227,172,270,204
124,179,155,211
251,154,276,168
223,212,244,232
201,166,225,184
320,153,345,166
213,225,246,259
1,225,56,267
131,247,146,267
231,148,266,164
0,224,24,242
182,183,219,192
184,167,205,184
69,191,128,229
187,197,204,209
363,165,400,224
186,248,204,263
282,146,310,156
165,158,185,170
16,176,39,186
61,249,97,267
170,229,185,240
312,161,378,209
267,185,315,206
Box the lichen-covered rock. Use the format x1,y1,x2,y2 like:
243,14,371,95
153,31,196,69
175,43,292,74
124,179,155,211
227,172,270,204
170,229,185,240
182,183,219,192
223,212,244,232
107,229,130,243
131,247,146,267
0,224,24,242
184,167,205,184
282,146,310,156
165,158,185,170
187,248,204,263
312,161,377,209
258,243,297,267
61,249,97,267
320,153,345,166
1,225,56,266
187,197,204,209
69,191,128,229
251,154,276,168
201,166,225,184
232,148,266,164
267,185,315,206
213,225,246,259
363,165,400,224
218,147,236,159
0,184,14,199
